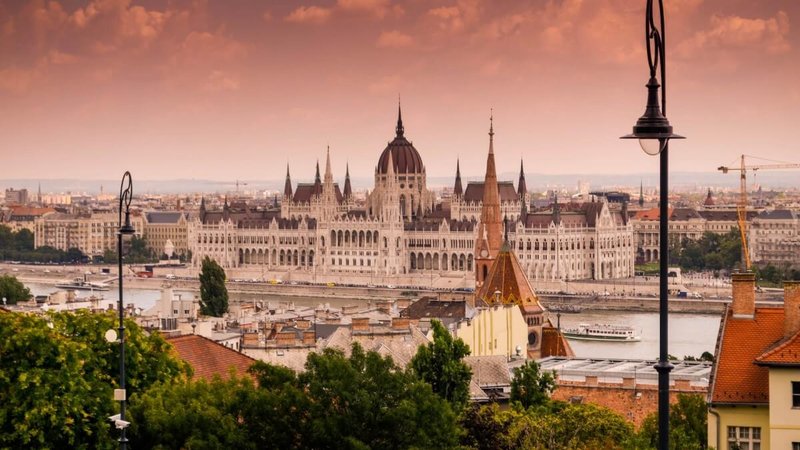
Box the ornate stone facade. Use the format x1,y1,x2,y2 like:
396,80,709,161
188,108,635,284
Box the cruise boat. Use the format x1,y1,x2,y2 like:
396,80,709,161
55,276,110,291
562,323,641,342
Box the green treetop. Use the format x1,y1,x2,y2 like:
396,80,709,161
199,256,229,317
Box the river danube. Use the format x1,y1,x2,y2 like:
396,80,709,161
26,282,721,360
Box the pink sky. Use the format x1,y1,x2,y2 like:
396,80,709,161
1,0,798,182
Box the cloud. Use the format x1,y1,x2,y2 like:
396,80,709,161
676,11,791,58
367,74,403,94
204,70,240,91
0,67,38,94
376,30,413,48
337,0,393,19
285,6,332,24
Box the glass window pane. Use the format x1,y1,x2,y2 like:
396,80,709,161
752,427,760,439
740,428,749,438
728,427,737,439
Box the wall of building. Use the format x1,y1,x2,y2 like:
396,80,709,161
707,405,769,450
551,380,706,427
769,367,800,448
455,305,528,358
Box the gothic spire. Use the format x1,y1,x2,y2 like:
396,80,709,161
395,98,405,138
517,159,527,197
284,164,293,198
324,145,333,184
343,162,352,199
314,159,321,186
453,159,463,197
552,193,561,225
639,180,644,207
488,109,494,154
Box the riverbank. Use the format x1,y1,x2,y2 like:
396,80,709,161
8,269,752,315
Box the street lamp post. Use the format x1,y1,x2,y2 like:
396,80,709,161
621,1,684,448
117,171,135,450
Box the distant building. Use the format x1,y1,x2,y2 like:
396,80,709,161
34,211,145,256
749,209,800,267
143,211,190,258
4,188,28,205
707,275,800,450
1,206,55,232
188,108,634,283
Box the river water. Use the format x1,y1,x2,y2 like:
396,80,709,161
25,282,721,360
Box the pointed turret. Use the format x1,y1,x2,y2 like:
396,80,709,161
284,164,293,199
324,146,333,185
475,112,503,288
395,100,404,137
343,163,352,199
222,196,230,221
314,160,321,184
453,159,463,198
199,196,206,221
517,159,527,197
552,193,561,225
639,181,644,207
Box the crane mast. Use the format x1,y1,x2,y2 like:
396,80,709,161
717,155,800,271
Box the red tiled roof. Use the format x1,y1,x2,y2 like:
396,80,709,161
755,329,800,367
541,325,574,358
167,334,256,381
710,307,784,404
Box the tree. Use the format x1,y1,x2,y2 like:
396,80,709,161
461,400,634,450
129,344,463,450
0,310,189,449
0,274,31,304
199,256,228,317
409,319,472,412
510,359,556,409
636,393,708,450
128,377,254,450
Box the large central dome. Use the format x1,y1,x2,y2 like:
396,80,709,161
377,106,424,175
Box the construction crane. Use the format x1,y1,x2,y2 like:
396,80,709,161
717,154,800,270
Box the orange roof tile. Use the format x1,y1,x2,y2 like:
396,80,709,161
541,326,574,358
710,307,784,404
167,334,256,381
755,329,800,367
634,206,674,221
475,242,541,310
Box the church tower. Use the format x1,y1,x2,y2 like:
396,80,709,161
475,113,503,288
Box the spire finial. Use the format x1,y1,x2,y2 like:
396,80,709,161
396,98,404,137
488,109,495,154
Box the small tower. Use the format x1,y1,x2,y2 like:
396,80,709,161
552,193,561,225
283,164,293,200
518,159,528,217
639,181,644,207
704,188,715,207
343,163,352,200
453,159,463,199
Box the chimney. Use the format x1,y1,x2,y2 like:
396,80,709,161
731,272,756,319
784,281,800,338
391,318,410,330
276,331,296,346
352,317,370,332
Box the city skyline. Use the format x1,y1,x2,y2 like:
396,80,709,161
2,0,799,181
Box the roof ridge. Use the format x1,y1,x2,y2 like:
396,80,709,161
755,328,800,363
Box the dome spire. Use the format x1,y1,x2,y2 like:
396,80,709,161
396,97,404,137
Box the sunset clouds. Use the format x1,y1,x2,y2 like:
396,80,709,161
1,0,798,181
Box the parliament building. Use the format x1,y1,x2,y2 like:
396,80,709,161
188,107,634,285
